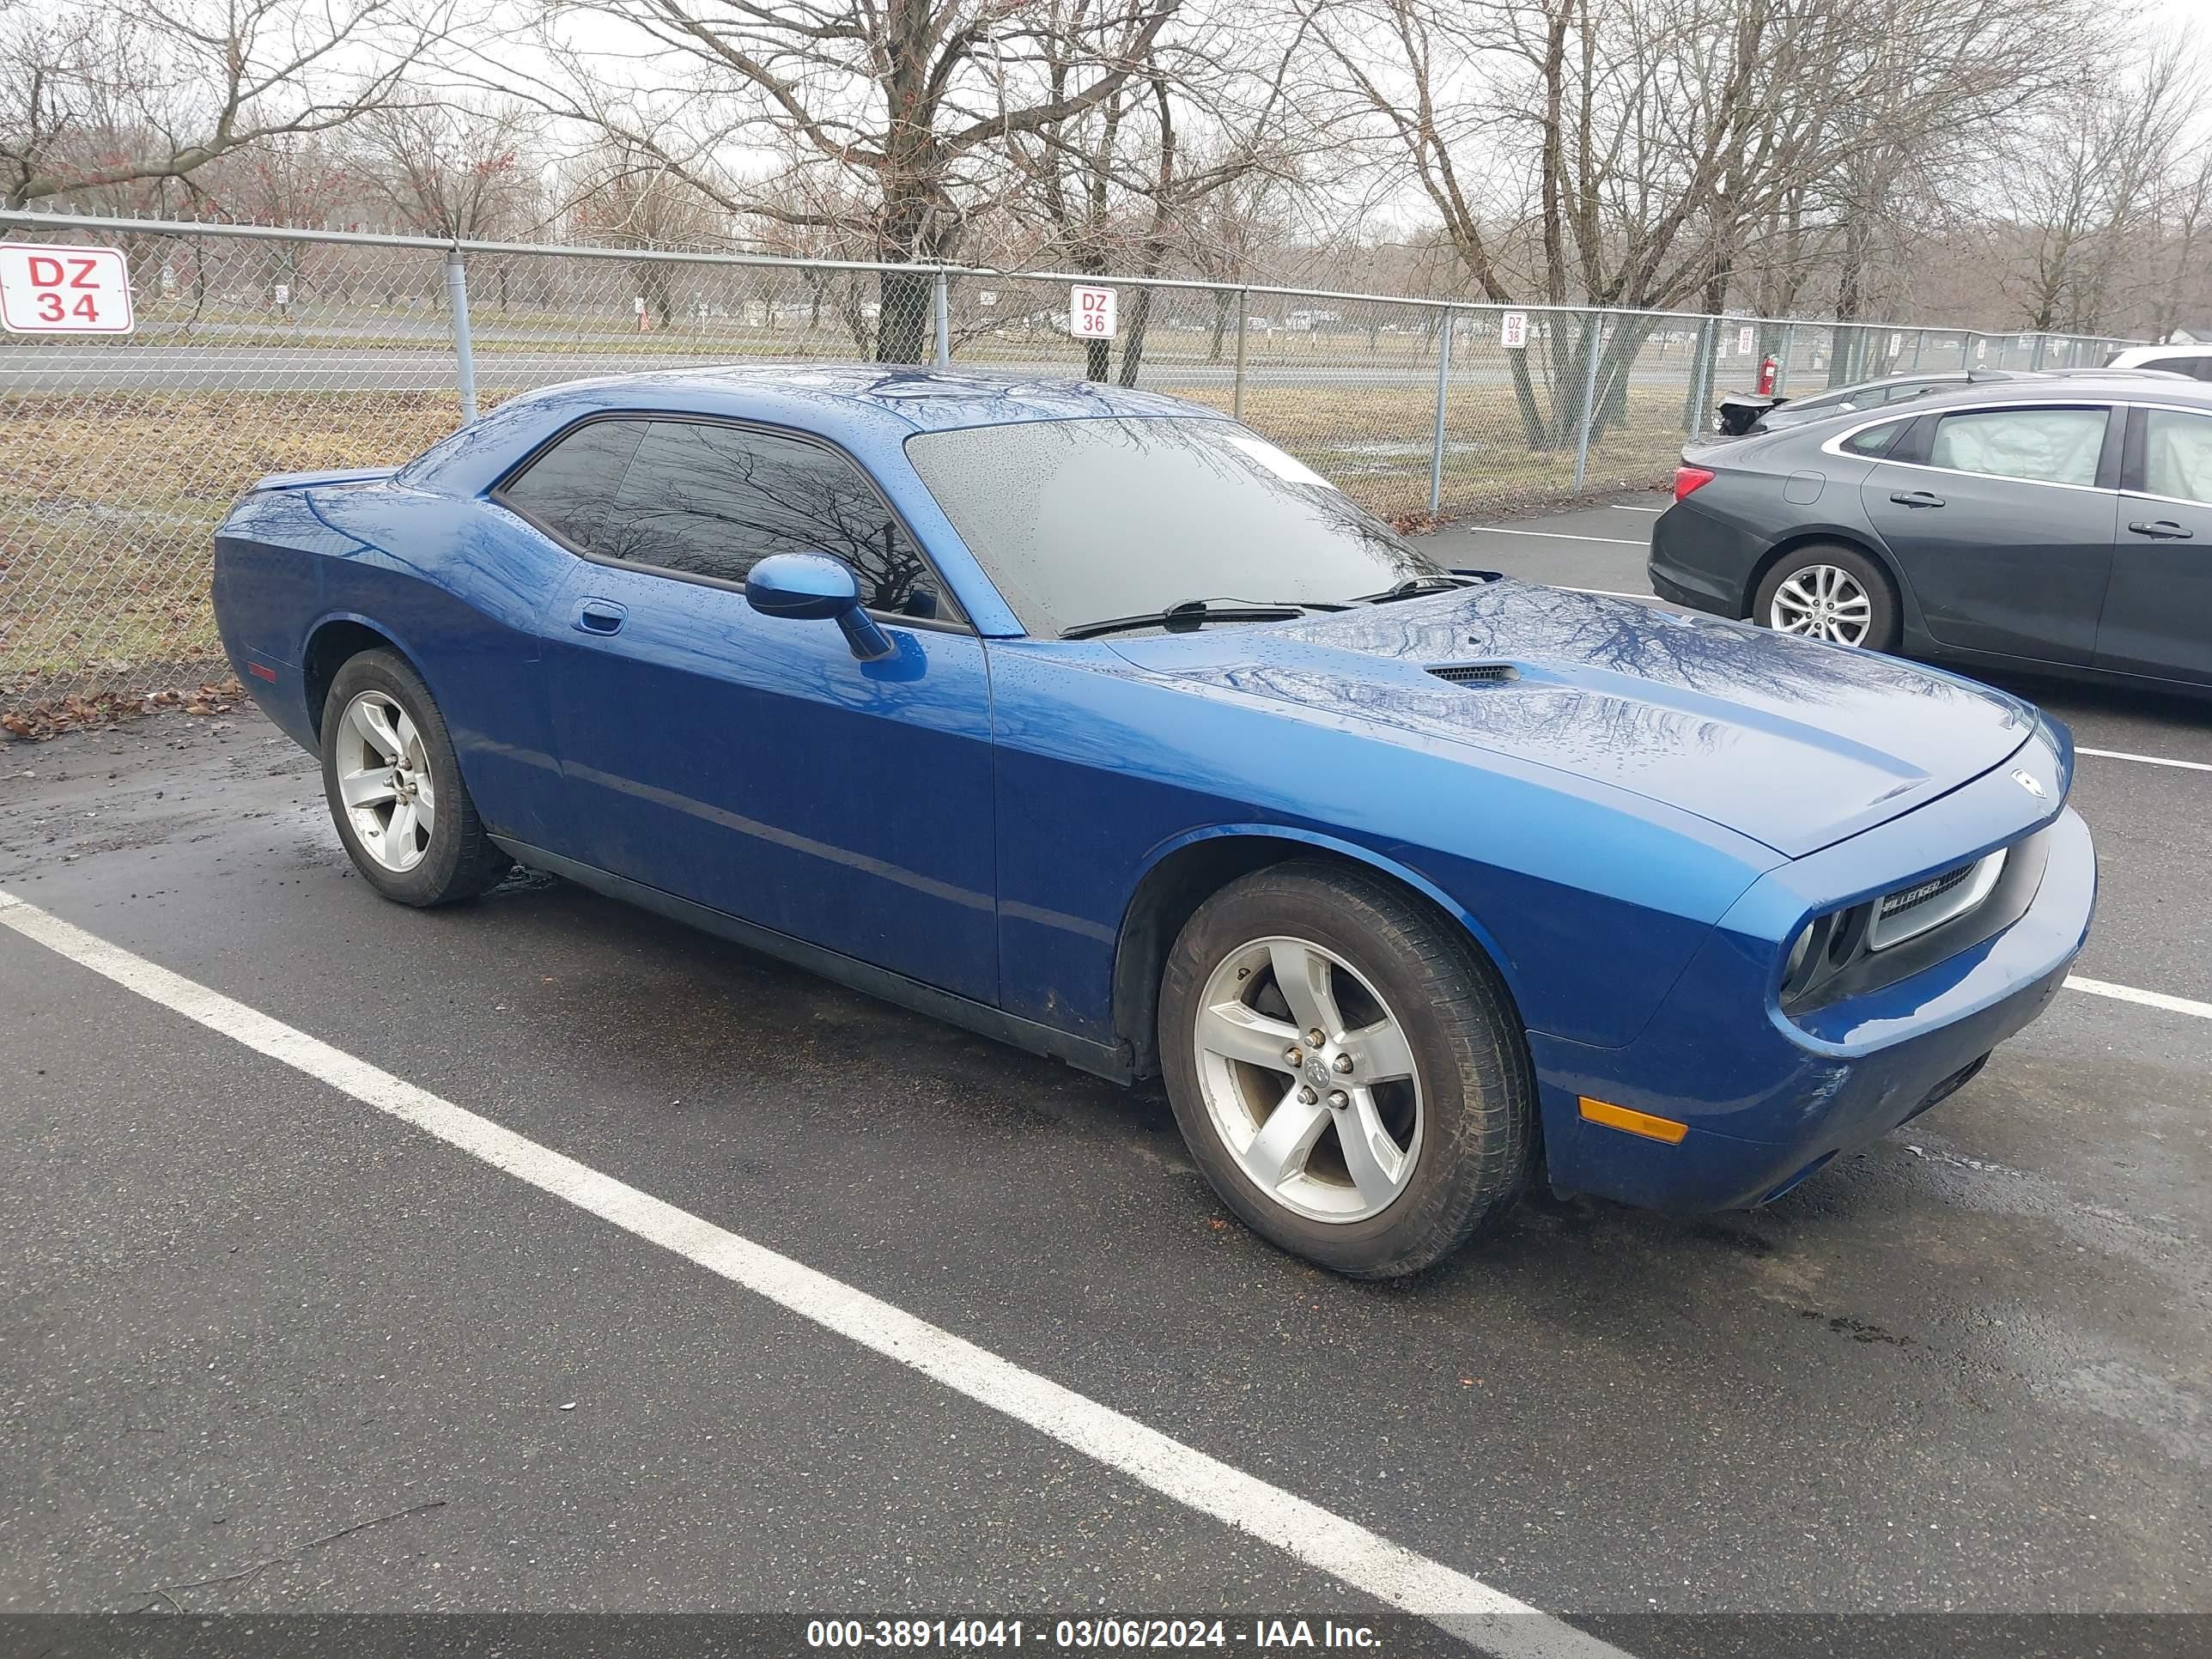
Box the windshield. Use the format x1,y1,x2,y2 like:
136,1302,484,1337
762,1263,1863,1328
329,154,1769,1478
903,417,1441,637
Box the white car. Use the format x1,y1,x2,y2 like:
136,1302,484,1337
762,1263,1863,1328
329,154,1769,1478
2105,343,2212,382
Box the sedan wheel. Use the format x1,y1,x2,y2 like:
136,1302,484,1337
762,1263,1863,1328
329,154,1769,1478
1767,563,1873,646
1192,935,1424,1224
1753,543,1900,653
332,689,437,873
1159,860,1536,1278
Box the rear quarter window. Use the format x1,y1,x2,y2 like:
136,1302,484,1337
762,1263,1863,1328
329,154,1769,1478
497,419,648,550
1841,418,1910,457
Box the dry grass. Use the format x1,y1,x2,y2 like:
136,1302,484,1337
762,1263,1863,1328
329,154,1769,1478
2,392,463,685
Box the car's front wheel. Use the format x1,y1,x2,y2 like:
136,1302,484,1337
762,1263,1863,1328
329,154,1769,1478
1753,543,1899,651
319,649,512,906
1158,861,1536,1278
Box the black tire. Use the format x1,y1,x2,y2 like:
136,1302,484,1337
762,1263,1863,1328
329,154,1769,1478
1751,542,1901,652
1158,860,1537,1279
319,649,512,906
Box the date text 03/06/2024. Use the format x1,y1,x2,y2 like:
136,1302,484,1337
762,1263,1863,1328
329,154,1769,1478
805,1619,1385,1650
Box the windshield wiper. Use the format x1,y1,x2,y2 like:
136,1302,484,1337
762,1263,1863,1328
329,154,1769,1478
1348,573,1490,605
1059,598,1339,641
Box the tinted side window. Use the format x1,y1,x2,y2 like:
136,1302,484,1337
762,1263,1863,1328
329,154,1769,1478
2141,409,2212,504
1842,417,1910,456
500,419,647,550
1928,407,2107,486
598,422,948,617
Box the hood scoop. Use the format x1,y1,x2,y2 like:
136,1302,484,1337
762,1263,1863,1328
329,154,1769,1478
1427,662,1520,685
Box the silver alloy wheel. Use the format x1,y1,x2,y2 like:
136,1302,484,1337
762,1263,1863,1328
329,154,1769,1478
332,689,436,873
1191,935,1424,1224
1768,562,1873,646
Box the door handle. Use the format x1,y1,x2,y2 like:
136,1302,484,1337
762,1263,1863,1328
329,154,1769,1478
572,598,628,635
1889,489,1946,507
2126,519,2195,540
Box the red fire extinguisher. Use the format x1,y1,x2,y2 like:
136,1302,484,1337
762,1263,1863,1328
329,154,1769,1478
1756,354,1779,396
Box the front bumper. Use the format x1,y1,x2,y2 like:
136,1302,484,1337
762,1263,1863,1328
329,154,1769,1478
1534,799,2094,1213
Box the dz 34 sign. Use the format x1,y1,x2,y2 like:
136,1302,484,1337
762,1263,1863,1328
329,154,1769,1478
0,245,135,333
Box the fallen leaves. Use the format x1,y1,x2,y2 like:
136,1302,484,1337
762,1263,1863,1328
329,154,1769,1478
1,678,244,742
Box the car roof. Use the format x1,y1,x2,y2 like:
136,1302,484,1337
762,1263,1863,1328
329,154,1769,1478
1769,371,2212,431
495,362,1219,434
1893,370,2212,407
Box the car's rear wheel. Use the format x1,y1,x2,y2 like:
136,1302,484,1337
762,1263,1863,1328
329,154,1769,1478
1753,543,1899,651
1158,861,1536,1279
319,649,511,906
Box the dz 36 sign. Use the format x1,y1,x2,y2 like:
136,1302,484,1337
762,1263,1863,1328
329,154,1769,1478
1069,283,1116,338
0,244,135,333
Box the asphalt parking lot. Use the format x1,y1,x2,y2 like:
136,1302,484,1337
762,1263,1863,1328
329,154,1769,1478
3,500,2209,1656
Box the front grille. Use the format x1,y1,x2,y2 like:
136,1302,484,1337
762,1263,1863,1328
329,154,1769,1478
1880,863,1975,920
1427,662,1518,684
1866,848,2008,952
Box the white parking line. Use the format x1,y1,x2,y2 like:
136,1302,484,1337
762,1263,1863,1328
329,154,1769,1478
1468,526,1650,547
2063,975,2212,1021
1608,505,1666,514
2076,746,2212,775
0,888,1624,1659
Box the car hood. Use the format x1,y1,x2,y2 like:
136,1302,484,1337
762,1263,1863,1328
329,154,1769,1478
1107,581,2038,858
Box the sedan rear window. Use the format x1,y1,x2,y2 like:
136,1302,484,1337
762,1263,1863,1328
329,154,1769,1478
903,418,1438,637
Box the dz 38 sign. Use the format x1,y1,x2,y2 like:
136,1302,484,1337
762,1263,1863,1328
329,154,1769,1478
0,245,135,334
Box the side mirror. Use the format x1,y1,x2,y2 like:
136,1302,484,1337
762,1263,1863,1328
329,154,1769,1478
744,552,893,660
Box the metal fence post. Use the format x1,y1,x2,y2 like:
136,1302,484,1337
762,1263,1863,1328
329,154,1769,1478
1427,307,1455,518
1571,313,1602,496
1913,329,1926,368
1233,289,1249,422
444,250,477,426
932,270,951,368
1687,316,1715,434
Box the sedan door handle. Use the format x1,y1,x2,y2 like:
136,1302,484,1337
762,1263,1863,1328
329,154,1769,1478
572,598,628,635
1888,489,1946,508
2127,519,2195,540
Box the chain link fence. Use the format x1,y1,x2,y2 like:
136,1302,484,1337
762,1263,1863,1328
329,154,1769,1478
0,212,2142,715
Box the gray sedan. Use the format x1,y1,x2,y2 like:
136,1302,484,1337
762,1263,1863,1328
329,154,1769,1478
1651,373,2212,691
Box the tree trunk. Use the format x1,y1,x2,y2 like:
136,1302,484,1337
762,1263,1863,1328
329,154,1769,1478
876,267,933,363
1208,290,1233,362
1117,288,1155,387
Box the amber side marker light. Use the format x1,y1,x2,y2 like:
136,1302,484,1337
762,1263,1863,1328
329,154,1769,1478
1578,1096,1689,1144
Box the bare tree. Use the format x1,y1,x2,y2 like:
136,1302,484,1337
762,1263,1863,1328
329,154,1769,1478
0,0,455,210
355,95,545,241
2145,141,2212,344
1999,36,2197,334
1005,3,1309,381
562,141,732,329
482,0,1183,362
1307,0,2104,443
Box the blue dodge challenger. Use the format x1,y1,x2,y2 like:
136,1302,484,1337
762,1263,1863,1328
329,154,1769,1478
212,366,2095,1277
